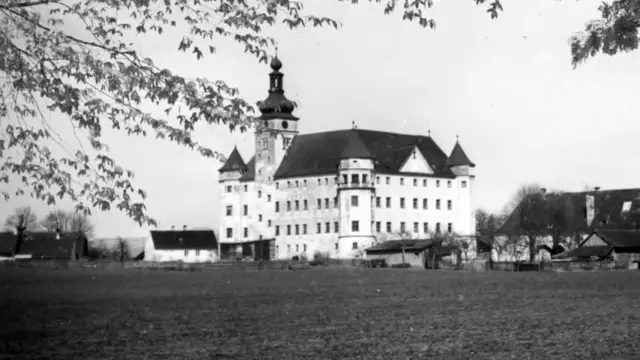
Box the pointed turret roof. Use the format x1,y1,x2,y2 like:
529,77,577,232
446,141,475,167
340,130,374,159
218,146,246,172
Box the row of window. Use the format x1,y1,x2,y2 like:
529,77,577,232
225,221,453,239
276,242,358,254
224,177,468,193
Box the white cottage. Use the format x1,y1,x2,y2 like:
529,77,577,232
144,229,219,263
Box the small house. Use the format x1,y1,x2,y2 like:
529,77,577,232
144,229,219,263
557,229,640,263
365,239,452,269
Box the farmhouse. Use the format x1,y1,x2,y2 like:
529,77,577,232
219,56,477,260
144,229,219,263
557,229,640,263
0,231,88,261
364,239,453,268
496,187,640,262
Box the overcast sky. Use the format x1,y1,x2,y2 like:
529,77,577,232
2,0,639,239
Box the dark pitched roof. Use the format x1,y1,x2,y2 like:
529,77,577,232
18,232,88,259
150,230,218,250
446,141,475,167
365,239,453,255
239,156,255,182
498,188,640,235
274,129,454,179
0,232,17,257
219,147,246,173
589,229,640,248
340,130,373,159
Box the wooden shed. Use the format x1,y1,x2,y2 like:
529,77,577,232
558,229,640,263
365,239,452,269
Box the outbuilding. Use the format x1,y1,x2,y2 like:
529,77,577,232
558,229,640,264
365,239,452,269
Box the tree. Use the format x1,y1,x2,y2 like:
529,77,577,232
0,0,505,226
3,205,39,232
40,209,95,238
114,236,129,262
475,208,506,254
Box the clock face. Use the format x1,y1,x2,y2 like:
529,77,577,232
282,121,289,129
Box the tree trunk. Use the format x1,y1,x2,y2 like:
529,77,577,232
401,245,406,265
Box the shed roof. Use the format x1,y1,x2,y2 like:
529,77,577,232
590,229,640,248
150,230,218,250
365,239,453,255
19,232,88,259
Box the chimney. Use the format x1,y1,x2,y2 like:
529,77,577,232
171,225,175,231
55,228,61,240
183,225,187,231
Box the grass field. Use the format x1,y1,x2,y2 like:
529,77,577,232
1,268,640,360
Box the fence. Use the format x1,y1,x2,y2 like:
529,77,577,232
488,260,638,272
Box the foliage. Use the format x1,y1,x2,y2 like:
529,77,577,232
40,208,95,238
3,205,39,231
0,0,504,227
115,236,130,262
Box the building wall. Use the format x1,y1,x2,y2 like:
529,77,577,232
582,234,607,247
492,234,589,262
612,250,640,263
144,248,218,263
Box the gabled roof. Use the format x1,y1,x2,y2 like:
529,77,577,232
0,232,17,257
274,129,454,179
498,188,640,235
446,141,475,167
588,229,640,248
219,147,246,173
340,130,373,159
239,156,255,182
150,230,218,250
19,232,88,259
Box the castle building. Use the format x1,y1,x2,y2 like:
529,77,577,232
218,57,476,260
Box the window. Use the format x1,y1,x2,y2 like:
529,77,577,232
342,175,348,184
295,224,299,235
258,214,262,222
423,222,429,233
317,179,321,186
335,243,339,250
423,198,428,209
436,180,440,188
413,179,417,186
325,198,329,208
325,178,329,185
423,179,427,187
317,199,321,209
304,180,307,187
286,201,291,211
334,222,339,233
295,180,299,187
226,206,232,216
436,199,441,210
268,220,272,227
296,244,299,252
363,174,368,184
287,181,291,188
447,200,452,210
448,223,453,233
303,200,308,210
226,228,232,238
400,198,405,209
447,180,452,188
376,197,381,208
436,223,441,233
351,195,359,207
317,223,321,233
325,222,330,233
276,182,279,189
334,197,338,207
400,222,405,233
386,177,390,184
295,200,300,211
226,185,232,193
258,190,262,198
275,202,280,212
196,250,200,256
303,244,307,252
267,194,272,202
275,225,280,236
287,244,290,252
184,250,189,256
303,224,307,234
352,221,359,232
386,197,391,208
352,242,358,250
376,176,380,184
287,225,291,235
400,178,405,185
413,198,418,209
461,181,467,188
376,222,381,232
243,205,248,216
243,227,248,238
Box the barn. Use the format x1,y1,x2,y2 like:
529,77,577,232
558,229,640,264
0,231,89,261
144,229,219,263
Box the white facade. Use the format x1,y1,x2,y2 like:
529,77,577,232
143,238,218,263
